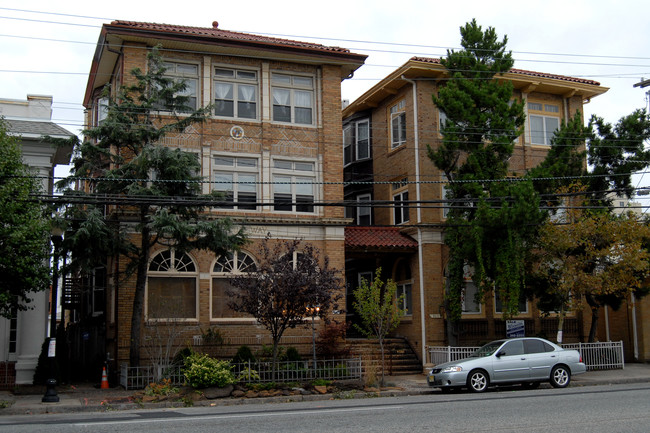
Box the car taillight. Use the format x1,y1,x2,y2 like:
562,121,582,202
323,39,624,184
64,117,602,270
579,355,583,363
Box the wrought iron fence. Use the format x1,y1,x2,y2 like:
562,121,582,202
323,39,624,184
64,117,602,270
562,341,624,370
119,363,185,390
427,346,480,366
427,341,625,371
120,357,362,390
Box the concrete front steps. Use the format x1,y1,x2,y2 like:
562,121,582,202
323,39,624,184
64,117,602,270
347,338,422,376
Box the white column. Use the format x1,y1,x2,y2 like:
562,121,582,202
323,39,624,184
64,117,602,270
14,164,51,384
14,291,48,384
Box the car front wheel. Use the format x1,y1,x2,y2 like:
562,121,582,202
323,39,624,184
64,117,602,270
467,370,489,393
550,365,571,388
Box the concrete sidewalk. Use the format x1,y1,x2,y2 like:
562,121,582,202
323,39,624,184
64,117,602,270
2,363,649,416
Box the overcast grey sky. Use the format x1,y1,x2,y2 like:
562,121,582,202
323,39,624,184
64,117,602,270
1,0,649,195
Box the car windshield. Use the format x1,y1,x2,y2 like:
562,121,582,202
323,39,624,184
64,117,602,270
471,341,504,357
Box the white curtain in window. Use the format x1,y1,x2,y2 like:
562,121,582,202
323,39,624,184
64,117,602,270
239,85,256,102
215,82,233,100
294,90,312,108
273,88,290,105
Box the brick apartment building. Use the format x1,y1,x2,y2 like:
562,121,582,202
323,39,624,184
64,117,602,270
342,57,609,363
80,20,366,369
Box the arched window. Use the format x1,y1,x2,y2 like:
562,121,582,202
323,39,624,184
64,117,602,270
211,251,257,319
147,250,198,320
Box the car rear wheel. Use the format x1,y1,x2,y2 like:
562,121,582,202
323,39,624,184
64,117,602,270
550,365,571,388
467,370,489,393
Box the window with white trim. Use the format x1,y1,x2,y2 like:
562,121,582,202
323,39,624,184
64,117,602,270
211,251,257,319
213,155,258,210
272,159,316,213
147,250,198,320
156,61,199,112
97,97,108,125
395,261,412,315
390,100,406,148
439,109,448,132
398,283,413,315
528,102,560,146
357,193,372,225
344,119,370,165
392,177,409,224
445,265,481,314
213,67,258,119
272,73,314,125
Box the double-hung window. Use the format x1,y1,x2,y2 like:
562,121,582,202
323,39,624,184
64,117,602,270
390,100,406,148
272,73,314,125
157,61,199,112
344,119,370,165
392,177,409,224
398,283,413,315
213,156,258,210
214,68,258,119
528,102,560,146
272,159,316,213
357,193,372,225
96,97,109,125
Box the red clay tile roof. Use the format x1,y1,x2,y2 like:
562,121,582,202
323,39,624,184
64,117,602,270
345,227,418,250
108,20,357,56
410,56,601,86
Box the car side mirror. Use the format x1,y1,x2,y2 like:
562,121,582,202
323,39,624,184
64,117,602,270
496,351,505,358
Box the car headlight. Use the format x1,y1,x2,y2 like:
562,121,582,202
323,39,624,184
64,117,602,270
441,366,463,373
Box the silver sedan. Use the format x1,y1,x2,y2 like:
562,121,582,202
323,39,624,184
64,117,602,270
427,337,586,392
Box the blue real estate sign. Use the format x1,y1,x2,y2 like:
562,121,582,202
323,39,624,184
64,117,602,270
506,320,525,338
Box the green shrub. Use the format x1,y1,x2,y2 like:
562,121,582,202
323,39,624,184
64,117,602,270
232,345,256,364
183,353,235,389
236,367,261,382
256,345,281,361
285,347,301,362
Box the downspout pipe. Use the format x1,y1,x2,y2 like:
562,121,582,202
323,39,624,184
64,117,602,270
402,76,427,365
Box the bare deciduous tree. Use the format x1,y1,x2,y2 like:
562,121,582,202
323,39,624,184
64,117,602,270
228,239,342,379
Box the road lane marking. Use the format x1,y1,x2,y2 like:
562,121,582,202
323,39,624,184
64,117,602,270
73,405,405,427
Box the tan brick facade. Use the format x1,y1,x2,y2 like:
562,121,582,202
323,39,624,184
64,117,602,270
343,58,608,364
82,21,366,366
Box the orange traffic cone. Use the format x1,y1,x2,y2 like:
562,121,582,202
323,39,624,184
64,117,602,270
101,367,109,389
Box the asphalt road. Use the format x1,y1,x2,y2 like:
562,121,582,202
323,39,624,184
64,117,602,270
2,383,649,432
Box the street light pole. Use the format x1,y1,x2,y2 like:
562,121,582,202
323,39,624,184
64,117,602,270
311,306,319,375
42,227,63,403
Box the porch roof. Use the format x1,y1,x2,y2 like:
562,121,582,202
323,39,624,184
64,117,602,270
345,226,418,250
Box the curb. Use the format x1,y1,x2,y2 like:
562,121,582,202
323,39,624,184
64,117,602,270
3,374,650,416
0,387,433,416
